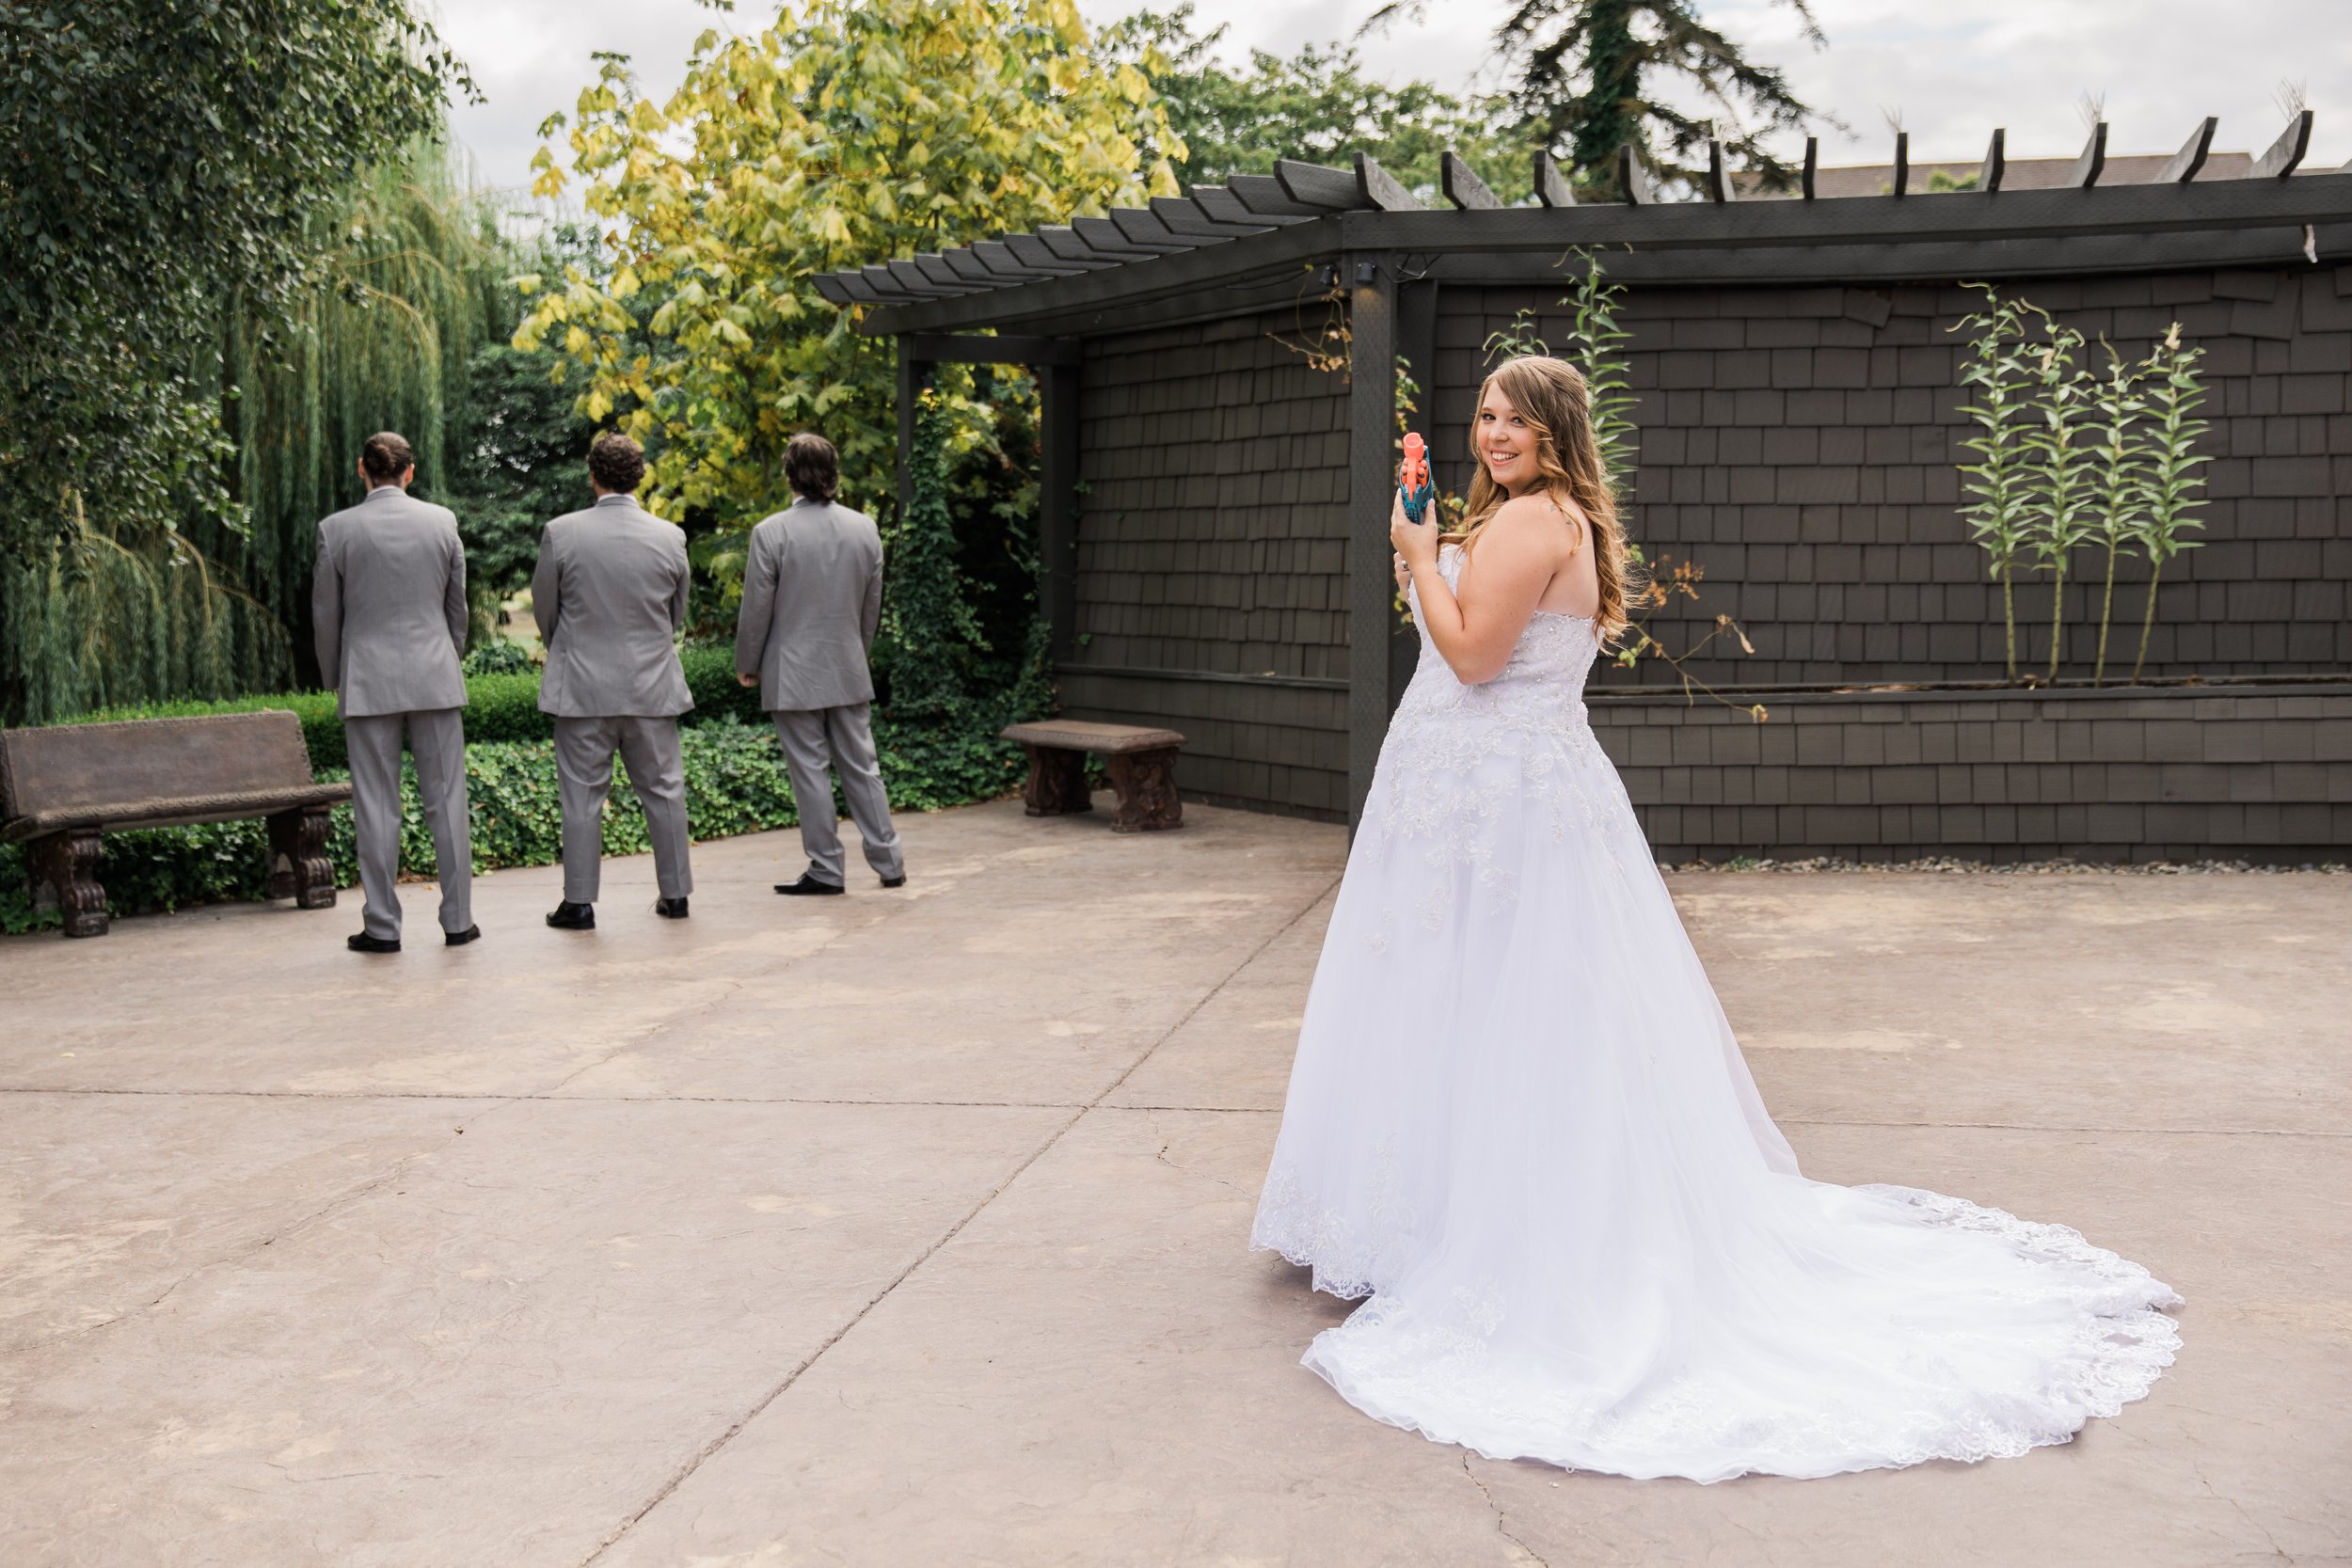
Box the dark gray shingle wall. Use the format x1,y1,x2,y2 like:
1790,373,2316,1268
1061,310,1352,819
1591,688,2352,863
1432,266,2352,690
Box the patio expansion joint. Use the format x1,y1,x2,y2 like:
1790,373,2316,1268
6,1091,2337,1145
574,865,1346,1568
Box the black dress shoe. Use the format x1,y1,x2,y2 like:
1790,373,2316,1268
654,895,689,919
546,900,596,929
444,924,483,947
773,873,845,896
880,874,906,889
347,931,401,954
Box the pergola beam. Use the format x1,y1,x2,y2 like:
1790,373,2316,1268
2069,122,2109,189
1274,159,1370,212
2156,117,2218,183
1230,173,1337,218
1705,140,1738,203
1441,150,1502,211
2252,109,2314,179
903,333,1082,367
971,240,1079,280
1979,129,2007,194
1356,152,1422,212
1038,225,1154,264
1108,206,1231,248
1005,232,1110,272
1074,214,1192,255
1617,143,1656,205
1152,194,1283,237
1534,150,1575,208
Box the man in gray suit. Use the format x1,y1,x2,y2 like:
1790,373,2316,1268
533,431,694,929
311,431,477,954
734,433,905,896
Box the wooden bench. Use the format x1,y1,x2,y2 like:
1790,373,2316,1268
999,720,1185,832
1,711,354,938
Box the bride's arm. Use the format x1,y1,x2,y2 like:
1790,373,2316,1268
1393,494,1573,685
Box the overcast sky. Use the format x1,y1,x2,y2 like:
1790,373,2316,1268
437,0,2348,204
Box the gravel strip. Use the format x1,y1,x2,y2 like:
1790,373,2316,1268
1661,856,2349,876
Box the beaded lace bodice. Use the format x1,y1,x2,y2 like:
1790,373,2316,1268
1397,544,1600,730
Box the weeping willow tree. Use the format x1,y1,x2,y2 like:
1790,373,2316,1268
2,142,509,723
1,496,294,724
212,146,507,641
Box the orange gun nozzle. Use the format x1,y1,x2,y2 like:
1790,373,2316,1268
1398,432,1433,523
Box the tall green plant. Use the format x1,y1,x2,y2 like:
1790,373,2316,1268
1951,285,2037,681
1476,251,1636,499
1558,248,1639,499
2086,341,2152,686
2132,324,2211,684
2021,309,2098,682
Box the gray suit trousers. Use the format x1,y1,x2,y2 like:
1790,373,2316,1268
772,704,903,886
344,709,471,940
554,715,692,903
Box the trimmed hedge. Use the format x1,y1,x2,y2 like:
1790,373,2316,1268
4,649,1041,931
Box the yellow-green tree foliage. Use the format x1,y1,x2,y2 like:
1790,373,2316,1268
516,0,1181,544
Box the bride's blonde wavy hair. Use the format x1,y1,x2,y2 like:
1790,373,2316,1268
1449,355,1634,644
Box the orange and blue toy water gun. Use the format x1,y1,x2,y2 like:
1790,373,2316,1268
1398,432,1434,525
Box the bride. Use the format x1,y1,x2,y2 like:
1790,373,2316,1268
1249,355,2180,1482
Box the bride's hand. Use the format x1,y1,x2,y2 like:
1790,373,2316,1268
1392,551,1410,594
1391,488,1438,565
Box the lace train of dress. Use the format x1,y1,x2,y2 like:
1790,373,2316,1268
1250,546,2179,1482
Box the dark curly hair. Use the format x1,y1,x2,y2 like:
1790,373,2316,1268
360,432,414,483
588,431,647,495
784,432,839,502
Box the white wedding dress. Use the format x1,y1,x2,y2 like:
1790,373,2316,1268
1250,544,2180,1482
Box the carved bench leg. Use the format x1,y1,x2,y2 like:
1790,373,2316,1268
267,805,339,910
1021,744,1093,816
1104,747,1183,833
30,829,107,938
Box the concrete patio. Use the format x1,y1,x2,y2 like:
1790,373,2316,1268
1,796,2345,1567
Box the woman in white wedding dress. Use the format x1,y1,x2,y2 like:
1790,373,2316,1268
1250,355,2180,1482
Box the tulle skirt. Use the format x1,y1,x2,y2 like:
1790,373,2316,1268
1250,700,2180,1481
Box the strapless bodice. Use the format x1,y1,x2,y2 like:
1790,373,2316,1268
1396,544,1600,730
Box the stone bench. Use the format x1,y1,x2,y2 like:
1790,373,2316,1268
998,720,1185,832
1,711,354,938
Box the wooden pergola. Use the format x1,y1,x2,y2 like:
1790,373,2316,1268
820,116,2352,823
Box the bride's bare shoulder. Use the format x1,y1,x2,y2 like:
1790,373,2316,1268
1487,493,1585,555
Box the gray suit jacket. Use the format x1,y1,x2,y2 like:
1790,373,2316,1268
732,499,882,713
311,485,469,719
532,494,693,719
